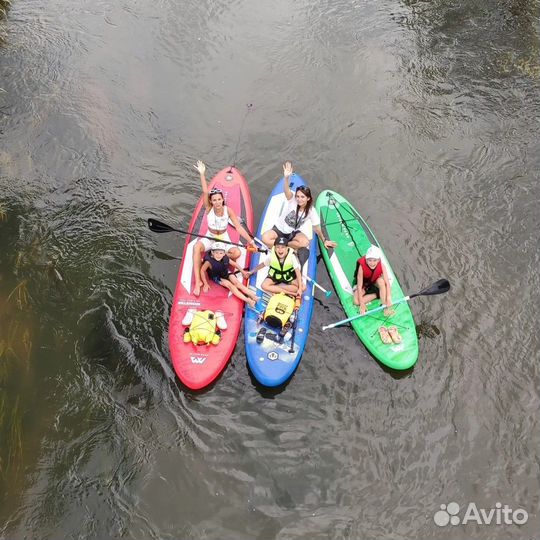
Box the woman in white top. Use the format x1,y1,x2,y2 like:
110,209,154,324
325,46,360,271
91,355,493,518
261,161,337,267
192,160,254,296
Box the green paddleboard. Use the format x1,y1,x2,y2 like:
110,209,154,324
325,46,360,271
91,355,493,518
316,190,418,370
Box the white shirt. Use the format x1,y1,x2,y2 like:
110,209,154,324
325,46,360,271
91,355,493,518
274,198,320,234
206,206,229,231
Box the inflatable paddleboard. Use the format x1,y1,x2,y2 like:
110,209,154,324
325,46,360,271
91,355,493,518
316,190,418,370
244,173,317,387
169,167,253,389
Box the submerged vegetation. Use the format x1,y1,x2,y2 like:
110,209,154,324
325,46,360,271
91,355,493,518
0,0,11,17
0,205,36,488
0,286,32,483
0,0,10,19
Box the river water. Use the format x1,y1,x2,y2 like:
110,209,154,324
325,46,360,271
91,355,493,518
1,0,539,539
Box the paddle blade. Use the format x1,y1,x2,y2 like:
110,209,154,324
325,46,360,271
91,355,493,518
417,279,450,297
325,290,332,298
148,218,175,233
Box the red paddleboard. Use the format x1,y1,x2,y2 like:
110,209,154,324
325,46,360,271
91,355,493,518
169,167,253,389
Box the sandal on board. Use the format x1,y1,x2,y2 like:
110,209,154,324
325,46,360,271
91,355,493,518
256,327,267,344
387,326,402,344
378,326,393,345
182,308,196,326
215,311,227,330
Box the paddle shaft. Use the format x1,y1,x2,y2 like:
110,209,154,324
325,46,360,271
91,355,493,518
305,275,331,295
288,300,302,353
148,219,266,252
322,296,410,330
322,278,449,330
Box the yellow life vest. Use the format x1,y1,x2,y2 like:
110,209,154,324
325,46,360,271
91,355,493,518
264,293,295,328
268,247,296,283
183,310,221,345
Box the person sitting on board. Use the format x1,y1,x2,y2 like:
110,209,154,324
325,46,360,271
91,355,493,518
192,160,255,296
248,236,303,297
260,161,337,269
200,242,259,308
353,244,394,316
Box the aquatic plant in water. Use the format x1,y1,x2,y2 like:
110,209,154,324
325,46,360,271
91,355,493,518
0,0,10,24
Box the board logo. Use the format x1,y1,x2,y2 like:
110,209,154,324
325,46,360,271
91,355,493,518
190,356,207,364
267,352,279,361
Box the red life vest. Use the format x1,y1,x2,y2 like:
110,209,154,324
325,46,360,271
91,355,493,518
357,256,382,289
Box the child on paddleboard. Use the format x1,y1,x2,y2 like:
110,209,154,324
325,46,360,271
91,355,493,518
200,242,259,308
260,161,337,268
354,245,394,316
248,236,303,296
192,160,255,296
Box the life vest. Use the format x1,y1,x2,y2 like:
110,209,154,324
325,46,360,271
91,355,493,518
183,310,221,345
356,256,382,289
268,247,296,284
264,292,296,329
204,253,230,280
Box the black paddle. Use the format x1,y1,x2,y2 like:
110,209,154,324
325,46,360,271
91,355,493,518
147,218,268,253
322,279,450,330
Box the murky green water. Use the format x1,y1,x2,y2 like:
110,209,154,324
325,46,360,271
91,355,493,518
1,0,539,538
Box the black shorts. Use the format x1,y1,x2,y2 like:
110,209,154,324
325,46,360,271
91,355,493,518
268,276,293,286
210,272,230,284
271,226,301,243
363,283,380,298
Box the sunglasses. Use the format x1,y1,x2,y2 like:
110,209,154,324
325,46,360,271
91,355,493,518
209,188,224,196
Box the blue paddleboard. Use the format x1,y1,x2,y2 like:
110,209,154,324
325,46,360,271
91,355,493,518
244,173,317,387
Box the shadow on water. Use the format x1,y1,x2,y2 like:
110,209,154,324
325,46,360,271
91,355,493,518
377,361,414,380
245,359,296,398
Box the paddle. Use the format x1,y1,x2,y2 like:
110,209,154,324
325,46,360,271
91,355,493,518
147,218,268,253
305,276,332,297
288,297,302,353
233,216,266,248
321,279,450,331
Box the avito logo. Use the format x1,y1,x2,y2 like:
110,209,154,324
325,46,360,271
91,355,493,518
434,502,528,527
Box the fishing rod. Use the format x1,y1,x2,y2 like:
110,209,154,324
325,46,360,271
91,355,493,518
228,103,253,172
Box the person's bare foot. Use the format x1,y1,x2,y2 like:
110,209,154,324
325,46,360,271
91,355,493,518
202,283,210,293
193,283,201,296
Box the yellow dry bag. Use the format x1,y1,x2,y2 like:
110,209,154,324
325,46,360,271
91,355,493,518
264,293,295,329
